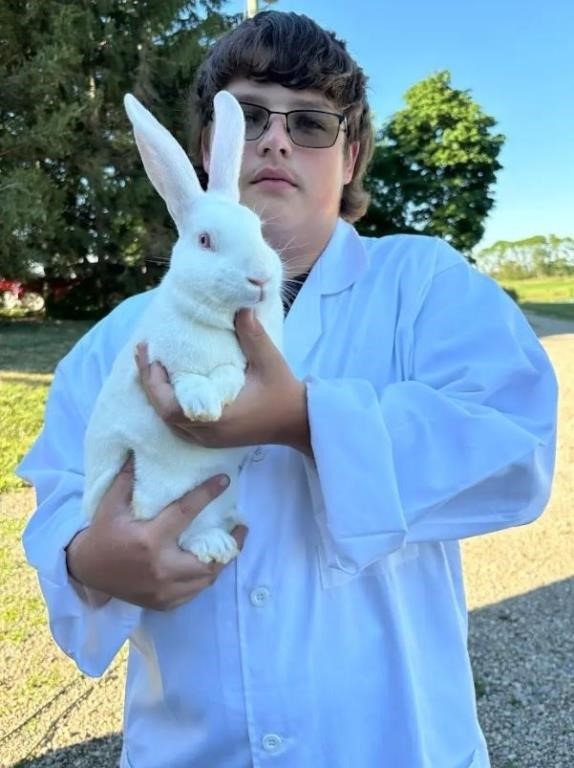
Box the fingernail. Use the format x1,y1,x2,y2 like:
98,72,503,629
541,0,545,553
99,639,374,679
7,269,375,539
122,453,134,471
218,474,230,488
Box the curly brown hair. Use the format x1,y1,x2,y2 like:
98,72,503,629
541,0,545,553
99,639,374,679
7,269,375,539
187,11,375,223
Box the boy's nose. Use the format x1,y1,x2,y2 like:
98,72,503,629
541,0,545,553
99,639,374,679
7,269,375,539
257,114,292,154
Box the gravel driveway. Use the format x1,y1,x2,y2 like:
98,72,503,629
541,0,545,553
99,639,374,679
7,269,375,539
2,311,573,768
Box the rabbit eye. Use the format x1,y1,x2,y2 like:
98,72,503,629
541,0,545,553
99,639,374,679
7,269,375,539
198,232,212,250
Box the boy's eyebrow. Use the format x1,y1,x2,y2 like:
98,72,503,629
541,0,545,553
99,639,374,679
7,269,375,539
233,92,335,111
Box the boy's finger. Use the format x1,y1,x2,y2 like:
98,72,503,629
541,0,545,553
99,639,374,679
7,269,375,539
155,474,231,538
100,453,135,513
231,525,249,551
119,453,135,475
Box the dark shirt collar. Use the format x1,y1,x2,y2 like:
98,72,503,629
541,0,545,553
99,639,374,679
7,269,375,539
282,271,310,315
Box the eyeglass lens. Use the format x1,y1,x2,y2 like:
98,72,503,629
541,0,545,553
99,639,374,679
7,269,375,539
240,103,342,148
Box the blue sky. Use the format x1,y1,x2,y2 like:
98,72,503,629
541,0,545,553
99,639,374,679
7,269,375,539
224,0,573,250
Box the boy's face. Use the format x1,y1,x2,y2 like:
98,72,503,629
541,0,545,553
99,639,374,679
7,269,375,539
202,78,359,263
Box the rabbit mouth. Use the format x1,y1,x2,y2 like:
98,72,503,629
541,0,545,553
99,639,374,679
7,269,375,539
243,284,265,305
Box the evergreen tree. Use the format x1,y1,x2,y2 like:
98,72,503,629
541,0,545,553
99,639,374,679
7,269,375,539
0,0,238,316
360,71,505,255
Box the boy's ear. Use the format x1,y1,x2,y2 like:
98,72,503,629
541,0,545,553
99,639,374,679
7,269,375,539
343,141,360,185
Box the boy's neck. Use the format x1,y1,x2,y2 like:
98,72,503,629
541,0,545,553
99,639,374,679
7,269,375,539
264,216,338,278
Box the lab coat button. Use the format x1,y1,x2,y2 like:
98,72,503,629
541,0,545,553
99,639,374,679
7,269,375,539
262,733,283,752
252,447,265,462
250,586,270,606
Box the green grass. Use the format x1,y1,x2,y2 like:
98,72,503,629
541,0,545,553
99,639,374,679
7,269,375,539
494,277,574,321
498,276,574,303
0,510,47,645
0,374,52,492
0,318,94,492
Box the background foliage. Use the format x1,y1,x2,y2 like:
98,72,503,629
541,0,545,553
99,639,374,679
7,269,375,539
2,5,507,316
0,0,238,316
359,71,505,254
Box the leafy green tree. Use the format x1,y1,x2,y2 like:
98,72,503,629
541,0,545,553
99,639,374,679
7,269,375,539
0,0,238,316
359,71,505,255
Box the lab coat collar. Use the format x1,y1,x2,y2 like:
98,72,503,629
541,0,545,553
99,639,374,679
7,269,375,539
283,218,368,377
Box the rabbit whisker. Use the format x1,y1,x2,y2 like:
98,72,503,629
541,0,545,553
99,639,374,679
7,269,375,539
276,236,314,260
259,213,284,227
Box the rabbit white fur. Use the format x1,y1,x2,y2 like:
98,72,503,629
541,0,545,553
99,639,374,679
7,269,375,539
82,91,284,565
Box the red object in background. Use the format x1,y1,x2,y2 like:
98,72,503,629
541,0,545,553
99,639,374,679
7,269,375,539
0,278,25,298
0,277,52,311
0,277,50,296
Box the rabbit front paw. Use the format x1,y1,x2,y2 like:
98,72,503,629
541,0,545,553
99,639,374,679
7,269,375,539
179,527,239,564
174,375,223,422
210,364,245,406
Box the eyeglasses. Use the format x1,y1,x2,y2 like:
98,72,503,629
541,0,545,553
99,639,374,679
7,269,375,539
238,101,347,148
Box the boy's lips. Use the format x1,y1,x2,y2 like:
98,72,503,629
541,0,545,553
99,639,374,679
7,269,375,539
251,167,297,186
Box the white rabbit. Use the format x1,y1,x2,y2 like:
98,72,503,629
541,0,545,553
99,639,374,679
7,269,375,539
82,91,284,565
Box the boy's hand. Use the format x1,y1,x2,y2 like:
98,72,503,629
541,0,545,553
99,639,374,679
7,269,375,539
135,309,312,456
66,458,247,611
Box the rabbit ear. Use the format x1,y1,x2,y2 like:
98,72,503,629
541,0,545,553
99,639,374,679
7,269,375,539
124,93,202,234
206,91,246,202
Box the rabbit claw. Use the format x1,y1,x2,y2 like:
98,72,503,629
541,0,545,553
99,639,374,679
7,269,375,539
180,528,239,564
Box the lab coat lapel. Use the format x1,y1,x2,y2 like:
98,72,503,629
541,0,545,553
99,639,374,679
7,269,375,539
283,219,368,378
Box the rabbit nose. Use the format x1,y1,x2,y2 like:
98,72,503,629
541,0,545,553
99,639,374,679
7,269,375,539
247,276,269,303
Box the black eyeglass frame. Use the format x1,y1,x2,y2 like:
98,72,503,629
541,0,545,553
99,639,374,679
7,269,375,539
237,101,348,148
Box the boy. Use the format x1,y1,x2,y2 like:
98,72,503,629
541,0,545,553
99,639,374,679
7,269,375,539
19,11,557,768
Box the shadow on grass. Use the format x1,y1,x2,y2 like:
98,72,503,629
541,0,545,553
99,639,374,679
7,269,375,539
521,308,574,338
8,577,573,768
0,318,94,375
522,302,574,322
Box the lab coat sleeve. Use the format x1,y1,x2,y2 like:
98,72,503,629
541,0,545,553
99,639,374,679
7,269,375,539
17,323,143,677
303,253,558,575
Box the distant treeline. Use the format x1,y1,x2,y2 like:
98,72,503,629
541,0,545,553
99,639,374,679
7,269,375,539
474,235,574,279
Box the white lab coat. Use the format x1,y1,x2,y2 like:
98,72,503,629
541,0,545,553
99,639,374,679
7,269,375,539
19,219,558,767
